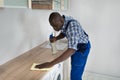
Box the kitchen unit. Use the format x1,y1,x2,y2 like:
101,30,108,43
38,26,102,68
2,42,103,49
0,41,67,80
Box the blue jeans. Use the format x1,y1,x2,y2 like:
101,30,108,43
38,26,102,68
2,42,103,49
71,41,91,80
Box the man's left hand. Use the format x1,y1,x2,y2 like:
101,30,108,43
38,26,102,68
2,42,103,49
35,62,53,69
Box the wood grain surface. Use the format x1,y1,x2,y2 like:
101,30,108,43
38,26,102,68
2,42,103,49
0,42,65,80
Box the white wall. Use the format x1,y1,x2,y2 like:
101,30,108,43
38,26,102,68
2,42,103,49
0,8,54,65
69,0,120,77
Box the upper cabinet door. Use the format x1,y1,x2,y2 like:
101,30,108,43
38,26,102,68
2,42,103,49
31,0,53,9
61,0,68,10
53,0,68,10
1,0,28,8
30,0,69,10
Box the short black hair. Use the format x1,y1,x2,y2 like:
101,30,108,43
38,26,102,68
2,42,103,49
49,12,61,22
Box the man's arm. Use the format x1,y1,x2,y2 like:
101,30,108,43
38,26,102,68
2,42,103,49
50,32,65,42
56,32,65,40
35,48,75,68
51,48,75,65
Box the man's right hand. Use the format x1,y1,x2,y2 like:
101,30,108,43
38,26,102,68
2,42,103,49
49,37,57,43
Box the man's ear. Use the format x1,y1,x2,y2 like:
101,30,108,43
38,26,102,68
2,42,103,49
60,17,64,24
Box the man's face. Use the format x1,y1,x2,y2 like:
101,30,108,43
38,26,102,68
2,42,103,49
52,21,63,31
50,20,64,31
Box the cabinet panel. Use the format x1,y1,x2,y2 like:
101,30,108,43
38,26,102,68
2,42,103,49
4,0,28,8
61,0,68,10
32,3,52,9
53,0,61,10
31,0,52,9
30,0,69,10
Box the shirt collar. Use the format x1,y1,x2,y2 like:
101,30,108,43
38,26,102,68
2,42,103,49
61,15,73,30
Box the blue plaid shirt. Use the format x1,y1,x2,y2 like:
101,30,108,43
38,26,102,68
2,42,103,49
61,15,89,50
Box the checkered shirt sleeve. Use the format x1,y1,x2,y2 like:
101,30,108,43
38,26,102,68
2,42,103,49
66,21,88,50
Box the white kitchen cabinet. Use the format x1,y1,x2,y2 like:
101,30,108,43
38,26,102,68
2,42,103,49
2,0,28,8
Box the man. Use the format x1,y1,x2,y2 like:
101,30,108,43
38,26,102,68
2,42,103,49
35,12,91,80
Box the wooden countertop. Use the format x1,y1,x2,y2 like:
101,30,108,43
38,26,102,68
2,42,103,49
0,41,66,80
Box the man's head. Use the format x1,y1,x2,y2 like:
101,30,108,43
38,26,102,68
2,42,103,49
49,12,64,31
